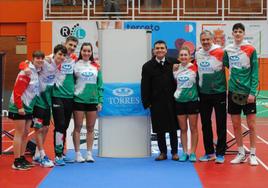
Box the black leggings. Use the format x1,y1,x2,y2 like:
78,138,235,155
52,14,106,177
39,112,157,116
52,97,73,157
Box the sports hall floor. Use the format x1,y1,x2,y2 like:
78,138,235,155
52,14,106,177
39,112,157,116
1,93,268,188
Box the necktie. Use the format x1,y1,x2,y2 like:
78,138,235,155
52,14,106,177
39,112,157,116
160,61,164,66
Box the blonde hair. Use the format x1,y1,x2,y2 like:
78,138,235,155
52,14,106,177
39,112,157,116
178,46,191,56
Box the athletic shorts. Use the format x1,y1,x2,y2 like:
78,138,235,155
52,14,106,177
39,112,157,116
175,101,199,115
73,102,98,112
32,106,51,128
228,92,256,115
8,112,33,120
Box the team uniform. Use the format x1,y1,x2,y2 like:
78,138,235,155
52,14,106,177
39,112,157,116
73,59,103,111
32,59,57,128
196,44,227,160
72,59,103,163
173,62,199,115
224,40,259,115
52,54,76,159
8,62,40,119
18,59,57,167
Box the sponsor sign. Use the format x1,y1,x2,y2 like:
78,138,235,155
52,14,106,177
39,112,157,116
52,21,99,57
124,21,196,58
99,83,149,116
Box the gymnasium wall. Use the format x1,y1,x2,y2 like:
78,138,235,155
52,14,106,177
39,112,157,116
0,0,267,113
51,20,268,91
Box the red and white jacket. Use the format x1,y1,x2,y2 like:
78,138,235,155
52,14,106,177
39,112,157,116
8,62,40,114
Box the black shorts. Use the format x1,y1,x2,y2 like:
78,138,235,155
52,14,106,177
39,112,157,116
228,92,257,115
32,106,51,128
175,101,200,115
73,102,98,111
8,112,33,120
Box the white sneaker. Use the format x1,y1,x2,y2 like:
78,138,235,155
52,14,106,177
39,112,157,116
230,153,246,164
40,156,54,168
75,154,85,163
249,154,259,166
85,153,95,162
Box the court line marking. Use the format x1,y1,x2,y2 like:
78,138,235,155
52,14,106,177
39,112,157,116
227,121,268,145
227,129,268,171
3,131,35,152
2,129,15,137
241,123,268,145
3,146,13,153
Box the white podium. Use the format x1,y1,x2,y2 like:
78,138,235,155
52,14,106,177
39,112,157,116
98,29,152,157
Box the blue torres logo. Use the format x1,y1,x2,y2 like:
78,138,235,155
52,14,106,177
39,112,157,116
112,88,134,97
62,64,72,70
200,61,210,67
178,76,189,82
81,72,94,77
230,56,240,61
47,75,55,79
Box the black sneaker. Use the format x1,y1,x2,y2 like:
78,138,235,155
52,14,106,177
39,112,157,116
20,156,35,167
12,158,31,170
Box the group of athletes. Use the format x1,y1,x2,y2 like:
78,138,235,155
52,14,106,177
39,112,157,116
8,22,259,171
8,36,103,170
141,23,259,165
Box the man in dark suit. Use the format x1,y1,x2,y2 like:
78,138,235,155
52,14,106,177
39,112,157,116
141,40,179,161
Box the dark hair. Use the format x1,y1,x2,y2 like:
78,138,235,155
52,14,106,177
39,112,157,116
154,40,167,49
232,23,245,32
53,44,67,55
78,42,94,61
66,36,79,44
32,50,45,59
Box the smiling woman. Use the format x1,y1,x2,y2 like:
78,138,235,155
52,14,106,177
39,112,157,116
72,42,103,163
173,47,199,162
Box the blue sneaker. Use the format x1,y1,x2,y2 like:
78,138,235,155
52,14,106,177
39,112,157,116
63,155,75,163
179,152,188,162
199,154,216,162
189,153,197,162
55,156,65,166
215,155,225,164
41,156,54,168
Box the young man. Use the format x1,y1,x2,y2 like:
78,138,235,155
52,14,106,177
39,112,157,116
224,23,259,166
32,45,67,167
8,51,44,170
52,36,78,165
196,30,227,163
141,40,179,161
20,45,68,167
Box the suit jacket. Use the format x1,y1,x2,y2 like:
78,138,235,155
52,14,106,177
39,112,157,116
141,56,179,133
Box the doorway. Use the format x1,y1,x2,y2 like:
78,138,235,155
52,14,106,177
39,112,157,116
0,36,27,112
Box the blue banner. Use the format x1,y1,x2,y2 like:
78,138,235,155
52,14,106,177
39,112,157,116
99,83,149,117
124,21,196,58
